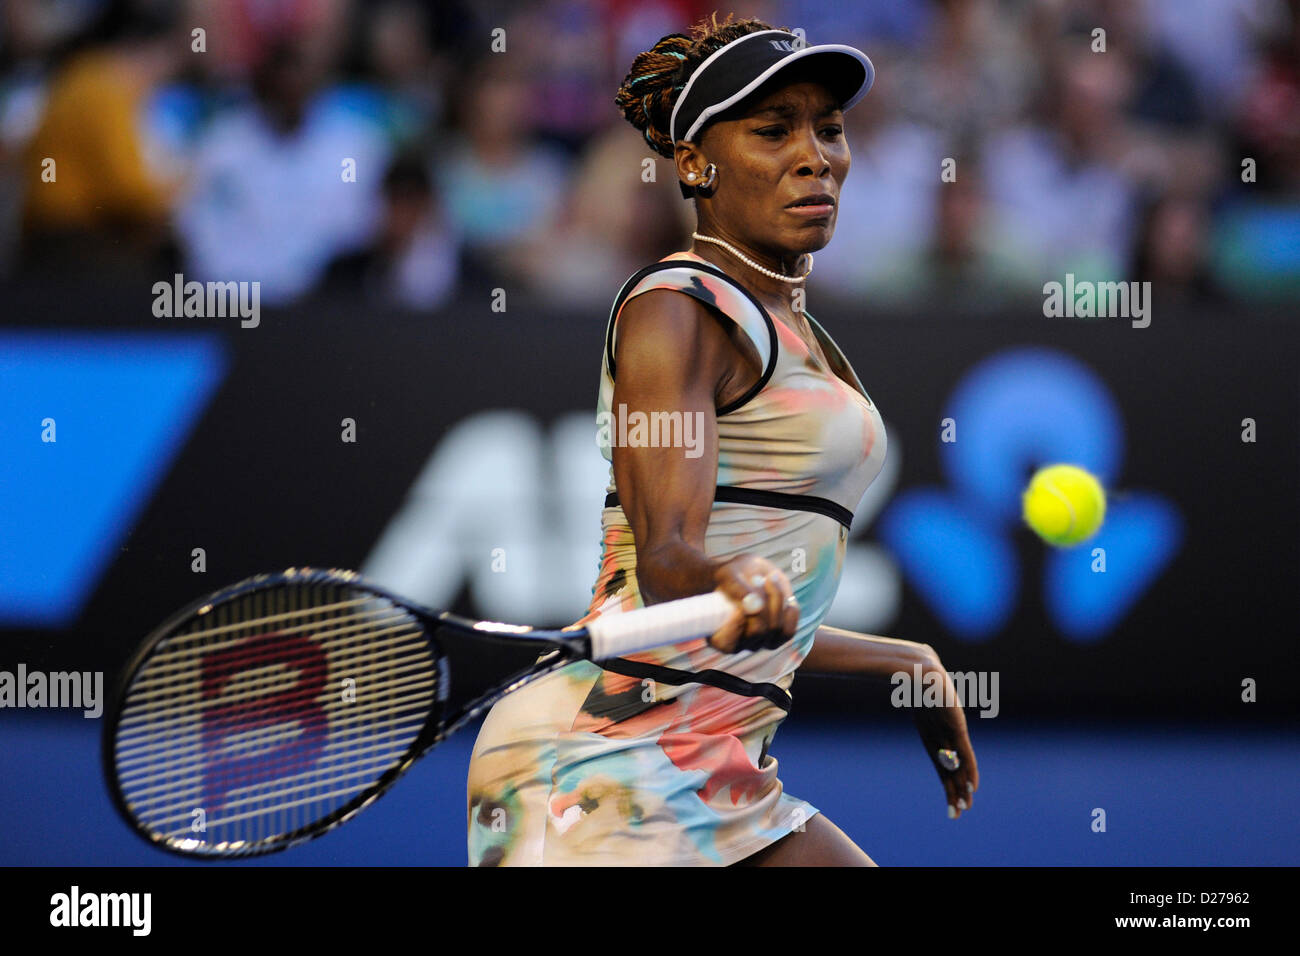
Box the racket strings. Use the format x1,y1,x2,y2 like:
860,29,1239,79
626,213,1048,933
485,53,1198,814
114,634,433,760
117,629,430,732
136,744,427,826
115,669,437,770
121,605,414,693
113,582,438,853
146,596,384,646
116,681,438,789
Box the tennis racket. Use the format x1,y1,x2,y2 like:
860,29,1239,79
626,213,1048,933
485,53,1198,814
104,566,739,858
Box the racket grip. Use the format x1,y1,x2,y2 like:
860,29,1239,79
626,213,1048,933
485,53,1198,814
586,589,738,659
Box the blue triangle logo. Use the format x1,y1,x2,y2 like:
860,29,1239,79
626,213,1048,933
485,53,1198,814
878,488,1018,641
1043,494,1184,642
878,347,1182,645
0,331,227,627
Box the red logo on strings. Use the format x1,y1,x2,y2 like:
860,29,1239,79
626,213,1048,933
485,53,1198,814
199,632,328,812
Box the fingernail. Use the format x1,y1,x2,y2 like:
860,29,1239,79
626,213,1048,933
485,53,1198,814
947,805,957,819
966,781,974,793
957,798,968,811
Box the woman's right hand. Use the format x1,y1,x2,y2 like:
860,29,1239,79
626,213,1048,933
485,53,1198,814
707,555,799,653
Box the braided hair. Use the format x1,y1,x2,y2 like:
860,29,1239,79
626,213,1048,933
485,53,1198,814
614,13,790,197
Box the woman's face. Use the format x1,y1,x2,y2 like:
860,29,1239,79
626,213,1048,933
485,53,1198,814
682,78,850,260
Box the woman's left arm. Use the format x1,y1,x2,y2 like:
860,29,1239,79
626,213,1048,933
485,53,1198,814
801,624,980,819
800,623,936,677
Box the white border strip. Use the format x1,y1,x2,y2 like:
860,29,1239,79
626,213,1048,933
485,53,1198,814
669,30,787,144
680,43,875,144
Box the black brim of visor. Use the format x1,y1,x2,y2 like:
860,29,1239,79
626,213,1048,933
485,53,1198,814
670,32,875,145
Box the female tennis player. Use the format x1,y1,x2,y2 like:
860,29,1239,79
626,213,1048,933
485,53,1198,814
466,14,978,866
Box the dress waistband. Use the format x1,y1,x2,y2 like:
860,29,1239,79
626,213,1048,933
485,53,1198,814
604,484,853,530
598,655,793,714
596,481,852,712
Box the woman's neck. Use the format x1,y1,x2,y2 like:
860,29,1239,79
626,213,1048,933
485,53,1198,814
682,238,809,308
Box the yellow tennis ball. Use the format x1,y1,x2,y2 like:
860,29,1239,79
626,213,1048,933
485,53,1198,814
1022,464,1107,547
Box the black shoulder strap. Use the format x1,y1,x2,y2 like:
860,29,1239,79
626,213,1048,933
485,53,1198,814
604,259,779,415
598,655,792,713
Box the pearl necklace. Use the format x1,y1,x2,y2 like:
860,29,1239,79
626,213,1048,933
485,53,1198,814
691,233,813,283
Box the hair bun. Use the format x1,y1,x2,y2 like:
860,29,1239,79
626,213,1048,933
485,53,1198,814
614,16,782,166
614,33,692,159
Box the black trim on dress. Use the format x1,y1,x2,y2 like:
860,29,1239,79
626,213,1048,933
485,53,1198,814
597,655,793,714
604,485,853,531
604,258,780,416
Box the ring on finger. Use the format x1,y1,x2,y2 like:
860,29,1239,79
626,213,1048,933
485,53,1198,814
783,594,799,608
936,748,960,771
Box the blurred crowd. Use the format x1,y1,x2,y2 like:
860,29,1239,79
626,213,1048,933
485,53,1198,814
1,0,1297,312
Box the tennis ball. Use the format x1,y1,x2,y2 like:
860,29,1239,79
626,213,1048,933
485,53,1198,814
1022,464,1106,547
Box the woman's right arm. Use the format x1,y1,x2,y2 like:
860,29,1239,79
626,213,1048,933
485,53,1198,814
609,289,798,652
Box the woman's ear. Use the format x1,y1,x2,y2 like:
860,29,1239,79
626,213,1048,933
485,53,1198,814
674,142,705,192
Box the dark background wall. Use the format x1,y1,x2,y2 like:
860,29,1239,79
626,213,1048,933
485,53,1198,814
5,278,1296,721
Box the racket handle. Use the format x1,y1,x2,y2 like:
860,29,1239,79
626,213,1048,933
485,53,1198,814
586,589,737,659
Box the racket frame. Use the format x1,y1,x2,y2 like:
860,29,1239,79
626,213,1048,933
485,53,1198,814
102,567,592,859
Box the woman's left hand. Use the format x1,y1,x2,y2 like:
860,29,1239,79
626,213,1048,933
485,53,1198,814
912,653,980,819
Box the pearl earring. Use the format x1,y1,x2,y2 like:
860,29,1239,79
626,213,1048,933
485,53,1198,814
687,172,697,181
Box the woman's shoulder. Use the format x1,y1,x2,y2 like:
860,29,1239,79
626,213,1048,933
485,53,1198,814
606,252,776,390
617,252,773,334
